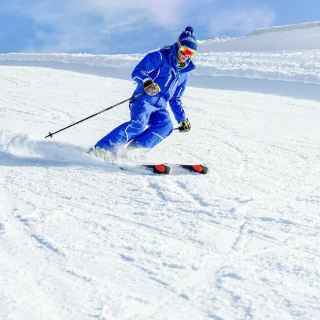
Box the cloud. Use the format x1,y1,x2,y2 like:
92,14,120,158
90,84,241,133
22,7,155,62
1,0,277,53
87,0,187,28
209,5,276,35
2,0,189,52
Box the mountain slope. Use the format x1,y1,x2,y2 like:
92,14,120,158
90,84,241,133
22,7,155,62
1,61,319,320
200,21,320,52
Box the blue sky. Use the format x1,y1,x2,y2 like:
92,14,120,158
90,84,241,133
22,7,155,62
0,0,319,54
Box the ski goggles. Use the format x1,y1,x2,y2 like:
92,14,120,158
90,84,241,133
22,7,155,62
179,45,197,58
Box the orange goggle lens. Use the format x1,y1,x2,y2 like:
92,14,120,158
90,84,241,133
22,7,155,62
179,46,197,57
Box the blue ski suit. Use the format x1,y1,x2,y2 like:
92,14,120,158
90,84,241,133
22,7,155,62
95,43,195,150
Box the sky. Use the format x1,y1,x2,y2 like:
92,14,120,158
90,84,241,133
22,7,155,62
0,0,319,54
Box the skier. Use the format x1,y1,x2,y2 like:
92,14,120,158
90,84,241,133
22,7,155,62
90,26,197,158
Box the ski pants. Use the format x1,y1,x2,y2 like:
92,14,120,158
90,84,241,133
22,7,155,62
95,95,173,150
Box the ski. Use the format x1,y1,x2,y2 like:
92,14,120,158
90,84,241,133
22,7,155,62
141,164,208,175
179,164,208,174
143,164,171,174
87,149,208,175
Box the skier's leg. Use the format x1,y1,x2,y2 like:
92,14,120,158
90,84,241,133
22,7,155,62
95,99,155,150
129,109,173,148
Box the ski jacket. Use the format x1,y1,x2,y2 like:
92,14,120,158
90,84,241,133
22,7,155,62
131,43,195,123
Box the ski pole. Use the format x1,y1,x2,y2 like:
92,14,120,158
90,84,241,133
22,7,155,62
45,94,141,138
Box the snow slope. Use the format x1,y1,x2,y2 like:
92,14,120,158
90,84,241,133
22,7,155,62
200,21,320,52
1,24,320,320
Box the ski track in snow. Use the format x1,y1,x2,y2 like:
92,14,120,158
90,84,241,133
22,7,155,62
0,55,320,320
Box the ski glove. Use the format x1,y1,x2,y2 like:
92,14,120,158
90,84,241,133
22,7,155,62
178,119,191,132
143,80,161,96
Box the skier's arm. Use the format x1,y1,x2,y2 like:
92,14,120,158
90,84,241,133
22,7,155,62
169,76,188,123
131,51,162,88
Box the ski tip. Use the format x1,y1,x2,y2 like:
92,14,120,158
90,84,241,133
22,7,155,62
143,164,170,174
191,164,208,174
153,164,171,174
180,164,208,174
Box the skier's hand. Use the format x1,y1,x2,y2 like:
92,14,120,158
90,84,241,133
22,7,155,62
178,119,191,132
144,80,161,96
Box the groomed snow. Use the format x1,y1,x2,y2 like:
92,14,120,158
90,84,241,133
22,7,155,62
1,22,320,320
